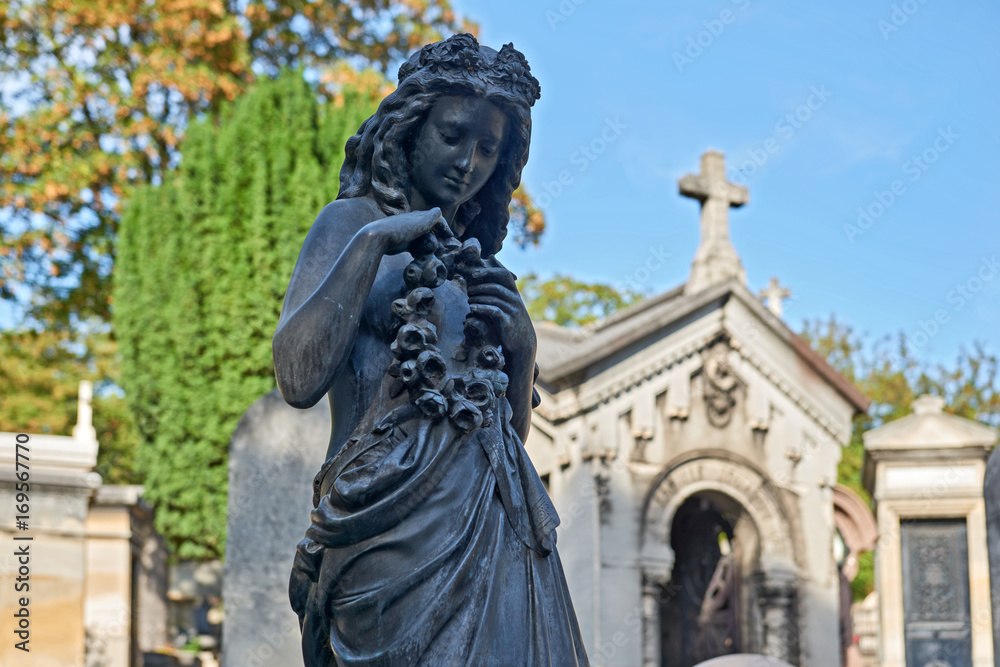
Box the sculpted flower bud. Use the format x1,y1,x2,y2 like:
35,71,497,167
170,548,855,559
464,377,495,408
477,346,504,370
406,287,435,316
400,360,419,385
409,233,439,258
391,321,438,357
416,350,446,384
391,298,413,321
491,371,509,397
415,388,448,419
448,396,483,431
457,238,482,265
403,261,423,289
420,256,448,288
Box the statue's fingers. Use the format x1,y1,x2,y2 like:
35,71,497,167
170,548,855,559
467,283,515,299
469,295,513,313
469,303,510,325
464,266,517,289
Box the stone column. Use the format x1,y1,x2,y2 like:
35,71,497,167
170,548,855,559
986,446,1000,667
757,569,799,665
641,577,662,667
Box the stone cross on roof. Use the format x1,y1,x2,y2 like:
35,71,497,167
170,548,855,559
72,380,97,444
679,150,748,293
760,277,791,318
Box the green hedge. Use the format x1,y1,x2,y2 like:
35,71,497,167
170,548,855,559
115,71,376,559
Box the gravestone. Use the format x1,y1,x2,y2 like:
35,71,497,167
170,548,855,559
221,390,330,667
986,446,1000,667
694,655,795,667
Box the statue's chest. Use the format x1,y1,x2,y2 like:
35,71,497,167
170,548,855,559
370,241,509,432
365,255,471,350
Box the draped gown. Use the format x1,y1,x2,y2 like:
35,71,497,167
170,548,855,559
288,224,590,667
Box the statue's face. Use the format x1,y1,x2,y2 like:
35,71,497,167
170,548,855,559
408,95,508,219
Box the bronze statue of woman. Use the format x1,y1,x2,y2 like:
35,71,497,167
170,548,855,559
273,34,589,665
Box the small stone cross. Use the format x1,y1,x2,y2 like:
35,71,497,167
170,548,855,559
759,277,791,318
679,151,748,293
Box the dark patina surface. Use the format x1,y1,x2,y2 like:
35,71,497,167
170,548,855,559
272,34,589,666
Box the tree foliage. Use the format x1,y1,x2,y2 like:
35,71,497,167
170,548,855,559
517,273,643,327
0,327,141,483
0,0,471,326
115,71,379,559
508,185,545,248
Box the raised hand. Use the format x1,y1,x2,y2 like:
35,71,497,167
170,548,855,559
465,261,536,361
363,207,444,256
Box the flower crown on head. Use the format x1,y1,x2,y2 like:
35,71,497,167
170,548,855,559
398,33,541,107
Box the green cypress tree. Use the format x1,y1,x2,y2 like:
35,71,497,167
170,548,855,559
116,70,378,559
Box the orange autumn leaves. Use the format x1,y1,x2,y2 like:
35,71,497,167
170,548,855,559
0,0,469,324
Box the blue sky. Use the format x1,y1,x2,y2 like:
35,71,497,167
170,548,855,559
456,0,1000,366
3,1,995,369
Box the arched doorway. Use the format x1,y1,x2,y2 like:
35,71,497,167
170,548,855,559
660,492,744,666
640,455,800,666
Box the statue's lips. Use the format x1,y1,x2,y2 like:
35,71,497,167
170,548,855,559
443,175,469,188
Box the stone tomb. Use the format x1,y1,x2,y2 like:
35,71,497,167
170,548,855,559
987,445,1000,667
0,382,168,667
864,394,996,667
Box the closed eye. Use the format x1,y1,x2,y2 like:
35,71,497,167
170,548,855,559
437,127,459,145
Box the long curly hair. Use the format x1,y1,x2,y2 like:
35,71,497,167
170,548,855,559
338,34,541,257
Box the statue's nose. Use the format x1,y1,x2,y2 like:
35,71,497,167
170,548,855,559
454,144,474,174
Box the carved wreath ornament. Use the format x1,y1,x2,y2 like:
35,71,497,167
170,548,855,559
702,340,738,428
386,221,509,432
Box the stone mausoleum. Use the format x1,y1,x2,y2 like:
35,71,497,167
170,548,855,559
863,394,996,667
523,151,872,666
0,382,169,667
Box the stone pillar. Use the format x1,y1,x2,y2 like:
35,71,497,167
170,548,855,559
757,568,799,665
0,386,101,666
641,578,662,667
84,491,136,667
986,446,1000,667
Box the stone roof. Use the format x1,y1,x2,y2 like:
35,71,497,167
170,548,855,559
533,278,870,413
864,394,997,452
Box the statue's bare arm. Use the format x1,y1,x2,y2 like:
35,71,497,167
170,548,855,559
273,199,442,408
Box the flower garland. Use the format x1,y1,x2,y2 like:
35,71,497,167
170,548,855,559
386,222,509,431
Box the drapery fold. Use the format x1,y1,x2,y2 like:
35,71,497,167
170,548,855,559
290,400,588,666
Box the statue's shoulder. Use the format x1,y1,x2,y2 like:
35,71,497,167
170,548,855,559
291,197,386,282
309,196,384,243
